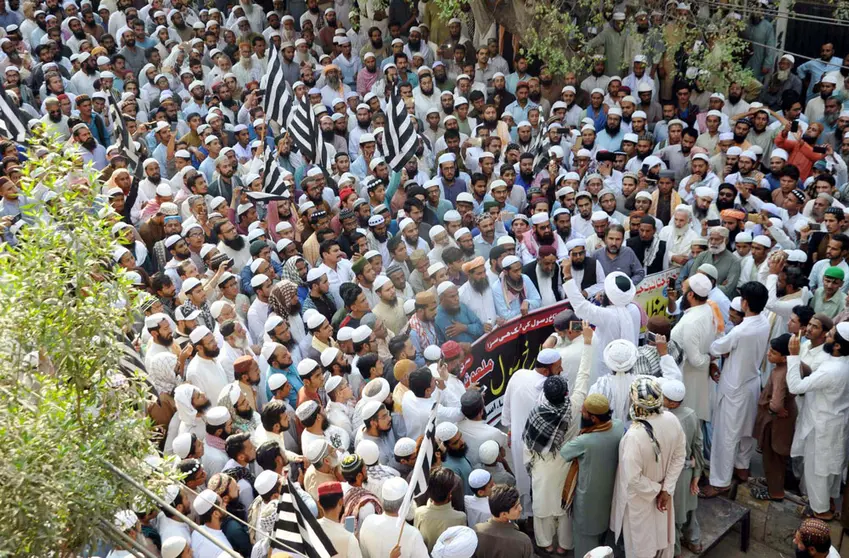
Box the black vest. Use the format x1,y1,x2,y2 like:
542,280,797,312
580,255,599,291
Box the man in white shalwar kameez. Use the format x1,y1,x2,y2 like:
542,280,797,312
501,347,562,519
610,376,686,558
787,324,849,519
658,205,699,269
561,264,641,384
522,325,594,553
669,274,720,422
590,339,682,425
703,281,771,496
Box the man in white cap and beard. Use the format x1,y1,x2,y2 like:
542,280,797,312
669,273,721,425
610,376,686,558
787,324,849,521
658,205,699,268
561,261,641,382
662,379,705,555
502,347,563,522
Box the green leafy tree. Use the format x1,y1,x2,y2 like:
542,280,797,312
0,130,174,556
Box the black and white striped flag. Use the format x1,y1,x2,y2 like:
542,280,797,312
262,45,293,129
245,146,290,202
0,80,29,143
381,86,418,172
272,475,336,558
288,98,332,171
396,394,438,526
108,92,141,174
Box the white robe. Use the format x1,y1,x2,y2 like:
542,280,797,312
564,278,641,382
358,513,429,558
527,341,592,523
457,281,498,326
611,411,687,558
669,303,718,421
501,368,547,518
186,355,231,402
708,313,770,487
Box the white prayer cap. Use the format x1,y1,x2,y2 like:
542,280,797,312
423,345,442,361
604,272,636,307
444,210,461,223
161,536,188,558
478,440,500,464
608,107,623,117
632,110,648,120
429,225,447,240
537,348,561,365
276,238,293,253
453,227,472,242
731,296,743,312
193,489,219,516
297,358,320,377
692,153,710,163
325,375,344,394
173,432,193,459
400,217,416,231
268,368,289,390
395,437,417,457
437,281,456,296
698,263,719,280
189,326,211,345
404,299,417,314
144,312,168,330
786,249,807,263
337,326,355,341
497,235,516,246
727,146,743,156
113,509,137,532
250,273,270,289
719,132,734,141
836,322,849,342
468,469,491,489
739,150,757,161
780,53,795,64
356,439,381,465
436,422,459,442
694,186,716,200
530,212,550,225
565,238,586,252
206,405,230,427
306,268,326,282
735,231,752,243
688,273,712,297
382,477,409,501
603,339,639,373
428,262,447,276
771,148,789,161
822,74,838,85
181,277,202,296
623,133,639,144
261,342,282,364
353,325,372,343
295,400,319,421
254,470,280,497
320,347,341,368
753,235,772,248
432,526,478,558
662,379,686,402
585,547,614,558
456,192,475,205
502,255,522,270
489,179,508,191
591,211,609,222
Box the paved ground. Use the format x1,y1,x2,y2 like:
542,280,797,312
703,534,784,558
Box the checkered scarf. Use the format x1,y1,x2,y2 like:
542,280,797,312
522,378,572,458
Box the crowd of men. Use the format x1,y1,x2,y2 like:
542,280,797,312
3,0,849,556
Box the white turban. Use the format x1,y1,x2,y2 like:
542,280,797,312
431,526,478,558
603,339,639,373
603,272,635,307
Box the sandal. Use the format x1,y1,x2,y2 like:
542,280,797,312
699,485,730,499
750,485,784,501
555,548,568,556
804,505,835,521
682,540,704,553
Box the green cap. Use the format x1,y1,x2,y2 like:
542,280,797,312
824,266,845,281
351,256,368,275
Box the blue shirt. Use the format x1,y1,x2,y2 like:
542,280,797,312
596,127,625,152
504,100,539,124
333,53,362,87
492,276,542,319
797,56,843,100
265,364,302,407
435,303,484,343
